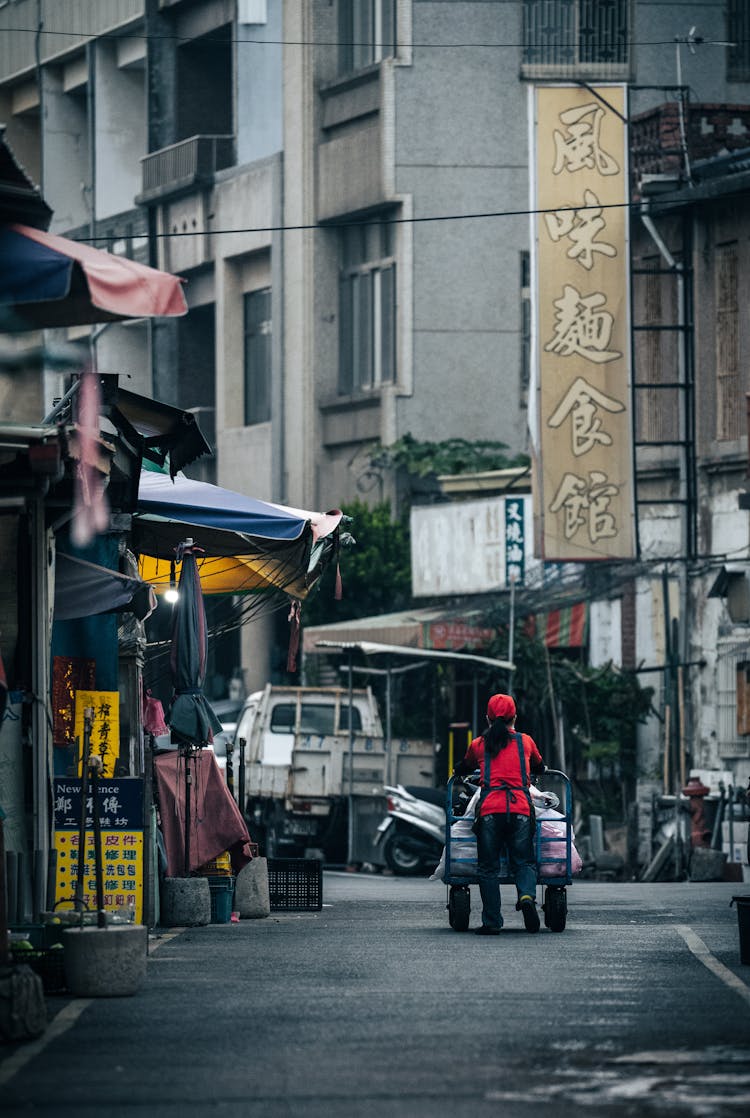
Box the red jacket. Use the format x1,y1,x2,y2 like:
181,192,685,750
463,731,544,817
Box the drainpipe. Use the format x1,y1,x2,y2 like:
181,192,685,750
640,207,691,782
86,40,96,237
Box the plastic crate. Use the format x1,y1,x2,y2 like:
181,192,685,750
197,851,232,877
10,922,64,949
207,875,235,924
267,858,323,912
9,944,67,993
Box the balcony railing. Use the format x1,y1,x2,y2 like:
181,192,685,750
630,103,750,186
138,135,235,203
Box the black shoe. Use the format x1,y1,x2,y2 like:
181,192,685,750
474,925,501,936
519,895,540,933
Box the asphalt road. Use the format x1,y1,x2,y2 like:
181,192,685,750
2,875,750,1117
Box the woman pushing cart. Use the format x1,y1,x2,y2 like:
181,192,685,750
447,692,575,934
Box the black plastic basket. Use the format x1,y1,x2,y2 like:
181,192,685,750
267,858,323,912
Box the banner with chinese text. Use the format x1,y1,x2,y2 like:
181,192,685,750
53,777,144,924
533,84,634,560
74,689,120,776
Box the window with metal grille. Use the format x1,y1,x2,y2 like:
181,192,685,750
244,287,272,425
522,0,630,78
717,638,750,757
728,0,750,81
339,219,396,394
338,0,396,74
715,243,742,442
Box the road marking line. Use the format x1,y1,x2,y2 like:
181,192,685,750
0,930,182,1086
148,929,183,955
0,998,92,1087
675,924,750,1008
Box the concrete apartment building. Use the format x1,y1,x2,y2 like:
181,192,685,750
3,1,750,826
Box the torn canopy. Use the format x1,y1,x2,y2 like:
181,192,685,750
134,471,343,599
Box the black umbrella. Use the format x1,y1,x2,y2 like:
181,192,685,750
167,539,221,875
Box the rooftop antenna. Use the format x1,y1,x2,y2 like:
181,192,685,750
673,27,739,186
674,27,703,185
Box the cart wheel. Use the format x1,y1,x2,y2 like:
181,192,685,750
448,886,471,931
543,886,567,932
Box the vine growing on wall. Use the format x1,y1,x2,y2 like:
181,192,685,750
367,433,529,479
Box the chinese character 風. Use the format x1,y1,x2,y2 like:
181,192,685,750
552,103,620,177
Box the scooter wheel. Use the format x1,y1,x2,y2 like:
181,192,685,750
448,886,471,932
543,886,567,932
383,833,423,876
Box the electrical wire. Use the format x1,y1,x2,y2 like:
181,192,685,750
1,24,740,51
76,198,698,244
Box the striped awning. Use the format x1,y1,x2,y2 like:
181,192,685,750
531,602,588,648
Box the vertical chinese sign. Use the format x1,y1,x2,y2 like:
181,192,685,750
533,85,634,560
505,497,526,587
74,689,120,776
53,777,144,923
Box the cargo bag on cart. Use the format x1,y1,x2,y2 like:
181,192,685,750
430,789,582,882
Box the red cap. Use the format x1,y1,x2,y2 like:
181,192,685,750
487,693,516,722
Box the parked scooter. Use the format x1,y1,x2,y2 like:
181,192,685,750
374,782,476,875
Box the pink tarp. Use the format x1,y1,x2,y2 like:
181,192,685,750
153,750,253,877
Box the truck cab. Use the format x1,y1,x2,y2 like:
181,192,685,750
232,684,434,862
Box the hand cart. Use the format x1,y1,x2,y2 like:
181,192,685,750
443,769,573,933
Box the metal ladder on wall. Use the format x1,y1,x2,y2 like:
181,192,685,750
630,208,697,564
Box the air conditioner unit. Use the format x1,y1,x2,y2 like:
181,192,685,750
239,0,267,24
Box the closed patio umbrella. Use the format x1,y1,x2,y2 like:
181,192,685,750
167,538,221,874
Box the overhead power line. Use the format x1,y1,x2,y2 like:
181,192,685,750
0,24,740,51
79,199,696,244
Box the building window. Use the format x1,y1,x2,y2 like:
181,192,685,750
522,0,629,78
717,638,750,758
244,288,272,425
338,0,396,75
728,0,750,81
715,244,741,442
339,220,396,394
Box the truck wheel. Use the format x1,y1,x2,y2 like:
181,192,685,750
543,886,567,932
448,886,470,931
383,833,422,876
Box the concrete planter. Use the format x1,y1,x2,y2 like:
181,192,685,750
63,925,147,998
235,857,270,919
160,876,211,927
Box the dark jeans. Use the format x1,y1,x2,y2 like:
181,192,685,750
476,811,537,929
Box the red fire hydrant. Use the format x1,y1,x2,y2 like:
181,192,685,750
682,776,712,848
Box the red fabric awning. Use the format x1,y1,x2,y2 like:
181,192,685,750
2,222,187,328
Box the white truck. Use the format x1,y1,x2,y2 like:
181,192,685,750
229,684,436,863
